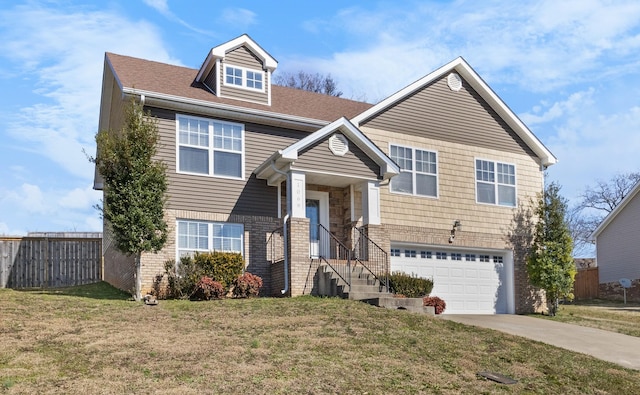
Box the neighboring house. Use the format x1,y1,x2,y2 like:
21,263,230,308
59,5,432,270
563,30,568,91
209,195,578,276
590,181,640,301
94,34,557,314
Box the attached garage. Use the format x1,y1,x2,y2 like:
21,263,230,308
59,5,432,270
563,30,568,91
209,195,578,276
390,244,515,314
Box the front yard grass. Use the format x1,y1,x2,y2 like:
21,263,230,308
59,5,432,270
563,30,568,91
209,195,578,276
533,299,640,338
1,283,639,394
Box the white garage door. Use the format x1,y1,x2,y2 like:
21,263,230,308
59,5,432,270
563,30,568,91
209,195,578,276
390,246,514,314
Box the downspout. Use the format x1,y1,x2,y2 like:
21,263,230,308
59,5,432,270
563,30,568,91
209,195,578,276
271,161,290,295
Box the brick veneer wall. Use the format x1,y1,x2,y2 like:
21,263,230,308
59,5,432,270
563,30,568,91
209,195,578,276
287,217,311,297
600,279,640,302
127,209,281,297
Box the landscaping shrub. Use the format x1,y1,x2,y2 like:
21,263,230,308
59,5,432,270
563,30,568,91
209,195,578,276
388,271,433,298
232,272,263,298
423,296,446,314
191,276,225,301
194,251,244,289
164,256,202,299
163,251,245,299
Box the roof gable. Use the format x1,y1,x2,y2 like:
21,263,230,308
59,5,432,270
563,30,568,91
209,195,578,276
255,117,400,186
196,34,277,82
352,57,557,166
590,180,640,240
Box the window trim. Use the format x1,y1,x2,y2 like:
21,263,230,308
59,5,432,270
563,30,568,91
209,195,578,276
176,114,245,180
474,157,517,207
176,219,244,259
223,64,265,93
389,143,439,198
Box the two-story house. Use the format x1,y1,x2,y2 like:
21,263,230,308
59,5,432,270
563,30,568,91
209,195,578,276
94,35,556,314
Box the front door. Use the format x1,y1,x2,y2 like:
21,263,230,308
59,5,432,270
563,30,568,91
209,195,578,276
306,199,320,258
306,191,329,258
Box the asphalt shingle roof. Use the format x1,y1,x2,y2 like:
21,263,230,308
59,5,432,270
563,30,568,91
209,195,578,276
106,52,373,122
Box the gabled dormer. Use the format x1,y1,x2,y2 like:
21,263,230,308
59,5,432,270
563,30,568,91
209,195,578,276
195,34,278,106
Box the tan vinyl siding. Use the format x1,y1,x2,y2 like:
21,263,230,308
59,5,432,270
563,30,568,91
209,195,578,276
362,125,543,246
219,46,269,104
597,194,640,283
226,46,263,69
293,136,380,180
203,66,217,94
361,74,535,157
150,107,303,216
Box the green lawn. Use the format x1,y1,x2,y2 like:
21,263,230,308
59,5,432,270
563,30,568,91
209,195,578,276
1,283,639,394
533,299,640,337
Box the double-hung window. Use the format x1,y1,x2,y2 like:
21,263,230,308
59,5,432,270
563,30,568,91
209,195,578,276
390,144,437,197
224,65,264,91
475,159,516,207
177,115,244,179
177,220,244,257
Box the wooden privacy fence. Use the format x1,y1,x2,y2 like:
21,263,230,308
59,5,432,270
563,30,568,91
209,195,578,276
573,267,599,300
0,234,102,288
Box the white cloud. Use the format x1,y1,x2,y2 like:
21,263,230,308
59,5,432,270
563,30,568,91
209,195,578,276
520,88,595,126
219,8,257,28
58,185,101,210
0,4,180,180
143,0,214,36
289,1,640,97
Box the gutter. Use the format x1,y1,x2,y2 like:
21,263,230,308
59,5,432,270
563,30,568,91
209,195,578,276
270,161,290,295
123,88,328,132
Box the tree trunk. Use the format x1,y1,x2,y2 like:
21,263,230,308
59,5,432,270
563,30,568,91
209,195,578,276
134,252,142,301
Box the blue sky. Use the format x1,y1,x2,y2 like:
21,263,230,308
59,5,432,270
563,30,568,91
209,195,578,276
1,0,640,237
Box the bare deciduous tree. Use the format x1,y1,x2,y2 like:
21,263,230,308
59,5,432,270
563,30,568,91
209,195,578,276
274,71,343,97
571,172,640,255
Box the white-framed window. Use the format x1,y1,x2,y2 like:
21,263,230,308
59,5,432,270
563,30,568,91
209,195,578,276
493,256,504,264
389,144,437,197
479,255,490,263
177,220,244,258
436,252,447,260
465,254,476,262
420,251,432,259
475,159,516,207
224,65,264,92
391,248,401,257
177,115,244,179
404,250,417,258
451,253,462,261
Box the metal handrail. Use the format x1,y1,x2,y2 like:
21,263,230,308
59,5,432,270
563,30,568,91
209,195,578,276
316,224,351,291
353,227,389,292
267,226,284,264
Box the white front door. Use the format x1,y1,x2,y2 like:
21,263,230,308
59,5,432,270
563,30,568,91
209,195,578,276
306,191,329,258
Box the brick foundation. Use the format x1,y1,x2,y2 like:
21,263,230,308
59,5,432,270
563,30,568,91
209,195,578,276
599,279,640,302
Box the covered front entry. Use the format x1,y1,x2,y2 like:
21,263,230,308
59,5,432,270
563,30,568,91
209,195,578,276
390,244,515,314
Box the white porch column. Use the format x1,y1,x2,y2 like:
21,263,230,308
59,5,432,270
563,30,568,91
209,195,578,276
361,181,381,225
288,171,306,218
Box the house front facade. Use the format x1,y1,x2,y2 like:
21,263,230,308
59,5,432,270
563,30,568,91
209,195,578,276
94,35,556,314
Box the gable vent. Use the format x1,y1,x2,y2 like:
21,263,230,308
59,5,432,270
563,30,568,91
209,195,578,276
328,134,349,156
447,73,463,91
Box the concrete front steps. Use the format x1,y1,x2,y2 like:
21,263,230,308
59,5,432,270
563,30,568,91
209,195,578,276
318,262,434,315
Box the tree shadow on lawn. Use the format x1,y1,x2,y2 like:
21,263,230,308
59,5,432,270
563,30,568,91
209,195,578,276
14,281,131,300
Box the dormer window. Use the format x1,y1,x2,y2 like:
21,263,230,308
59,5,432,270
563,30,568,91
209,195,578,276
224,65,264,92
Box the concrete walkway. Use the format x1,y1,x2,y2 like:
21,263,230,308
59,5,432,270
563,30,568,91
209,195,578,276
441,314,640,370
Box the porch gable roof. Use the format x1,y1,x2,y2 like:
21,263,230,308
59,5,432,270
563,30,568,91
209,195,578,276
254,117,400,186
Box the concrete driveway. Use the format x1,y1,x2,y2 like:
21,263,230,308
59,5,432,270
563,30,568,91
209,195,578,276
442,314,640,370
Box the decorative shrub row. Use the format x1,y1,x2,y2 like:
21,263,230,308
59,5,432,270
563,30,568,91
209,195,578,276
163,251,248,299
423,296,446,314
388,271,434,298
